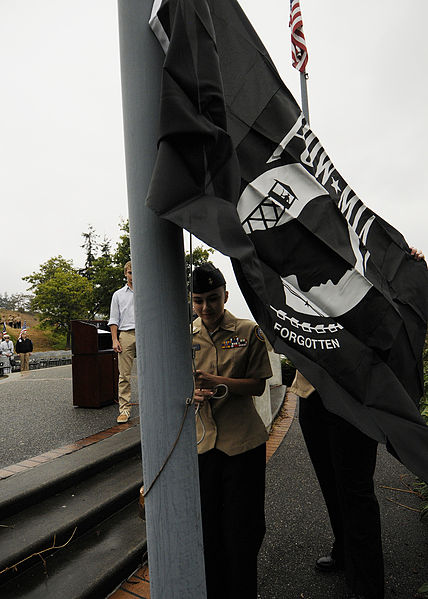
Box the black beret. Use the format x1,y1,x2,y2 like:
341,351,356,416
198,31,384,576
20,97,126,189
192,264,226,293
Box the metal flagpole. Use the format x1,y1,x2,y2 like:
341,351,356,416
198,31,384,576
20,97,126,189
300,71,310,124
290,0,310,123
117,2,206,598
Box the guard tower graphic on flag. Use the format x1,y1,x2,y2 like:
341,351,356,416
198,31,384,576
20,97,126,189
241,179,298,234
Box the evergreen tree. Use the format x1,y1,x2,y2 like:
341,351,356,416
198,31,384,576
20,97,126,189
80,224,99,273
112,220,131,269
80,222,130,317
24,257,93,347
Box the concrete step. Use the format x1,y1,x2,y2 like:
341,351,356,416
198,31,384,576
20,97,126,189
0,426,145,597
0,426,141,520
0,500,146,599
0,454,143,579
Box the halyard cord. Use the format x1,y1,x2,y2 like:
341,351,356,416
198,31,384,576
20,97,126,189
143,393,195,498
190,230,208,446
143,232,197,499
189,232,206,445
143,233,229,497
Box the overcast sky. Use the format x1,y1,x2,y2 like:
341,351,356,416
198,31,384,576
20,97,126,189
1,0,427,318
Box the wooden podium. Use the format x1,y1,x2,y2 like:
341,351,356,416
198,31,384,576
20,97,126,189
71,320,118,408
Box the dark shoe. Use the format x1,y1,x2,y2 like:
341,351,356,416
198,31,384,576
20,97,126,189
315,554,344,572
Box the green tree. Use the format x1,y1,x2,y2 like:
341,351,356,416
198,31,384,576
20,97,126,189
80,223,129,317
0,292,33,311
23,256,75,289
80,223,213,317
24,258,94,347
185,246,214,291
112,219,131,269
0,292,12,310
80,224,99,273
88,256,122,317
99,235,112,257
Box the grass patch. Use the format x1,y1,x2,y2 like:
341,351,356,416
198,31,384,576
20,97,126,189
1,311,65,351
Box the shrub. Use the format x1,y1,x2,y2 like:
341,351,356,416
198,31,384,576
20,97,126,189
280,356,296,387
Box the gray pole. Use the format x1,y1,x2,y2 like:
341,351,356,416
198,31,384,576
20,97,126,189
117,2,207,598
300,71,310,124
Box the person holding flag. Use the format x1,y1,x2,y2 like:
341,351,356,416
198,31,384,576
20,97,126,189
287,4,426,596
288,3,426,595
16,327,33,372
291,246,426,599
147,0,428,596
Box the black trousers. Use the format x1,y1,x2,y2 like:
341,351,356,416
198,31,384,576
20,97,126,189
299,392,384,599
198,444,266,599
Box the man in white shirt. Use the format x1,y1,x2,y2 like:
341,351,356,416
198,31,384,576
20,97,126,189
108,261,136,423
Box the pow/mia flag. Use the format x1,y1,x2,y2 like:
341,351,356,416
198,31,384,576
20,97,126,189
147,0,428,479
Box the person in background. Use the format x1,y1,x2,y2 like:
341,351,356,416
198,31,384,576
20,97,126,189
108,261,136,424
0,333,14,374
192,263,272,599
16,329,33,372
293,246,426,599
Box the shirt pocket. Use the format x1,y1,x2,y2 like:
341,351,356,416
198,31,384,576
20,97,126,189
218,344,249,378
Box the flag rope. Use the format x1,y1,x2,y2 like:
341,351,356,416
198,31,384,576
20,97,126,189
143,232,198,498
189,231,207,445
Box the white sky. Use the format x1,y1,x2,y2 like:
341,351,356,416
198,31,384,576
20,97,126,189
1,0,427,319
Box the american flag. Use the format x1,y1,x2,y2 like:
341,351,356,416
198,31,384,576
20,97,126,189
19,322,27,340
289,0,308,72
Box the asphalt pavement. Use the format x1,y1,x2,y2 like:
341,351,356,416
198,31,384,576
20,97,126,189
0,364,138,469
258,408,428,599
0,365,427,598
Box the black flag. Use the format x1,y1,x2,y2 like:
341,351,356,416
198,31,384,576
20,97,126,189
148,0,428,479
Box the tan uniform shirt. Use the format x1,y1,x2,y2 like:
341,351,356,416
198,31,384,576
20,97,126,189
289,370,315,398
193,310,273,456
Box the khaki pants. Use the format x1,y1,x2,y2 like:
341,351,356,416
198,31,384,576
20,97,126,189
118,330,136,416
20,353,30,371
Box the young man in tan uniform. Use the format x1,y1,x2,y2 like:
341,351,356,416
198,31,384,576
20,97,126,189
192,264,272,599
